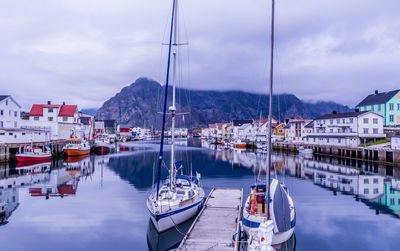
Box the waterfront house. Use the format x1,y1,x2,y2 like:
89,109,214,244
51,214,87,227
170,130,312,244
305,111,386,147
284,119,313,143
26,101,80,140
0,96,51,144
356,89,400,126
0,95,21,128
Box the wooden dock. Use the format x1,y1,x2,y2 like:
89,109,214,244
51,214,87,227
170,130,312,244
178,188,243,251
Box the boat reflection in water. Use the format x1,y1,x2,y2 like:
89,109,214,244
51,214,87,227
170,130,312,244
29,155,94,199
0,161,51,224
146,217,195,251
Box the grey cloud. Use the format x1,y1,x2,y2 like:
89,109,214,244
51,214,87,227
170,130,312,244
0,0,399,110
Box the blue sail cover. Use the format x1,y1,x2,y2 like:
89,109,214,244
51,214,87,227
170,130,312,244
273,183,291,232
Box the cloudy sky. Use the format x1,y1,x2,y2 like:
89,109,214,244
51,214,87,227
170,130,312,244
1,0,399,110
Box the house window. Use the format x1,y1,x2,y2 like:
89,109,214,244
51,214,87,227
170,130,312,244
0,132,4,135
373,178,378,184
373,118,378,124
371,105,374,111
390,103,394,111
14,122,17,127
373,188,379,194
378,105,381,111
330,129,333,133
330,120,333,124
342,119,345,123
337,119,340,124
313,138,316,142
22,133,25,135
63,117,68,122
364,188,369,194
0,121,3,127
0,110,2,116
350,118,353,123
48,108,53,113
364,178,369,184
363,118,368,124
390,115,394,122
14,111,17,117
48,117,53,121
363,128,369,134
390,198,395,205
327,138,329,143
338,138,341,143
5,100,8,106
34,116,39,121
9,133,13,135
373,128,378,134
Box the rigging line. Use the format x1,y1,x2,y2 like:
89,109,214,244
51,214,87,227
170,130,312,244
156,0,177,201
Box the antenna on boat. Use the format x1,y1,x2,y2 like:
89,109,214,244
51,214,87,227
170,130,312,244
155,0,177,200
266,0,275,221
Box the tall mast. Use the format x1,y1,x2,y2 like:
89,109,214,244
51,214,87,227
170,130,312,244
169,0,178,192
266,0,275,220
155,0,177,200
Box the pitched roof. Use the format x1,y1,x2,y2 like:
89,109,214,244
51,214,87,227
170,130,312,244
0,95,9,102
29,104,76,117
305,121,314,128
59,105,77,117
356,89,400,107
232,119,253,126
315,111,369,120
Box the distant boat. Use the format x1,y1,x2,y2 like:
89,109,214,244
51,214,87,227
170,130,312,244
146,0,205,233
242,0,296,247
234,139,247,149
16,146,51,162
63,138,90,156
94,135,112,155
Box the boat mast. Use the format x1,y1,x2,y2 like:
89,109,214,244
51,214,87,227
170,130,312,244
169,0,178,192
156,0,177,200
266,0,275,220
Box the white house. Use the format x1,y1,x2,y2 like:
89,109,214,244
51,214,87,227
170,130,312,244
284,119,313,143
305,111,386,147
0,95,50,143
24,102,81,140
0,95,21,128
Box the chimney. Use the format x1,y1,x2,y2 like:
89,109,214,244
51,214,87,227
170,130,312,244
332,110,337,115
62,101,66,105
47,101,51,105
375,90,378,95
355,108,360,112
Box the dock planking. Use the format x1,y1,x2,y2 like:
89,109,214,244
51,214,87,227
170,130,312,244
178,188,243,251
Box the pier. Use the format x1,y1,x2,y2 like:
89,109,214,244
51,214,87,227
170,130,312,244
178,188,243,251
0,140,67,162
273,142,400,165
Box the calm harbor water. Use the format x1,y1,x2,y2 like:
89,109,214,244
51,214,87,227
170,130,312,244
1,139,400,251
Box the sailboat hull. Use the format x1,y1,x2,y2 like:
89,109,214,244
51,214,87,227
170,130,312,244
149,199,203,232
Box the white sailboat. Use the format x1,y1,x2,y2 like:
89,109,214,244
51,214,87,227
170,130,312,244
242,0,296,247
146,0,205,233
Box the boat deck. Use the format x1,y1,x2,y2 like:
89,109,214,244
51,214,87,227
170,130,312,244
177,188,243,251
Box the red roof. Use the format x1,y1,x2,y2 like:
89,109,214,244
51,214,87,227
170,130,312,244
59,105,77,117
209,124,216,128
120,128,130,132
29,104,76,117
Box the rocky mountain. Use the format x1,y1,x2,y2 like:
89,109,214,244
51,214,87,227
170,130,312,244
97,77,351,128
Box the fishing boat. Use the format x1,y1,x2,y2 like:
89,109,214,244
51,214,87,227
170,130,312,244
63,138,90,156
234,139,247,149
94,135,112,155
147,0,205,233
242,0,296,247
16,146,51,162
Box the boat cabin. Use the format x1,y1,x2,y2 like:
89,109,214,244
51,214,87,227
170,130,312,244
247,184,268,216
